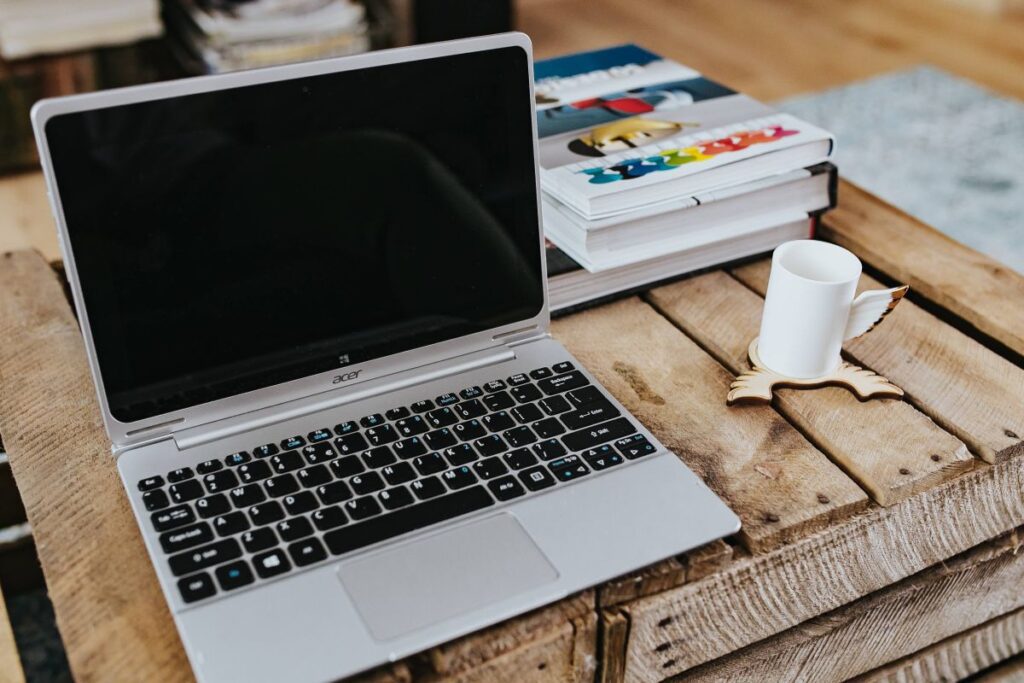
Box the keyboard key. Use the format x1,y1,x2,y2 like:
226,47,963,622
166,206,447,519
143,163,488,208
411,399,434,413
297,464,331,488
215,560,254,591
237,460,272,483
329,455,365,479
453,419,485,441
411,476,445,500
350,471,385,495
344,496,382,521
360,414,384,428
317,481,353,505
537,371,589,396
454,399,486,420
365,424,398,446
253,444,279,458
325,487,493,556
533,439,567,461
511,384,542,403
225,452,250,467
532,417,566,439
503,426,537,448
442,466,477,490
143,489,170,511
160,522,214,554
152,505,195,532
504,448,537,470
539,395,572,415
169,538,242,576
195,494,230,519
552,361,575,374
511,404,543,423
247,500,285,526
488,476,526,501
460,386,483,400
474,434,507,457
301,442,338,464
168,480,204,504
276,517,314,542
385,406,410,421
507,373,529,386
473,456,508,479
483,391,515,412
335,433,369,455
252,548,291,579
178,572,216,603
308,428,332,443
562,418,637,452
395,415,428,437
168,467,194,483
566,386,602,407
483,411,515,432
424,428,457,450
196,459,222,475
581,445,624,470
483,380,507,393
288,538,327,567
334,421,358,436
615,434,657,460
518,466,556,492
280,436,305,450
529,367,553,380
138,475,164,492
242,527,278,553
413,452,447,476
548,455,590,482
435,392,459,406
363,446,397,469
312,506,347,531
270,451,303,474
282,491,318,516
382,462,416,486
264,473,299,497
379,486,414,510
229,484,266,508
392,436,427,459
426,407,458,429
444,443,477,467
202,469,239,494
212,511,250,537
562,400,621,431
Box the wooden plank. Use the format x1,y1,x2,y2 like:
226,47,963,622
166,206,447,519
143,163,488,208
976,654,1024,683
0,173,59,263
551,298,867,554
678,529,1024,681
854,606,1024,683
599,609,630,683
681,539,734,583
647,271,974,506
612,442,1024,682
598,540,733,610
732,260,1024,463
0,582,25,683
821,180,1024,359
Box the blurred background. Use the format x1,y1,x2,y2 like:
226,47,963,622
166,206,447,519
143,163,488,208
0,0,1022,680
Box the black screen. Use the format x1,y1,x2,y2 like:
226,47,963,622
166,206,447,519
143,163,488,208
46,46,543,422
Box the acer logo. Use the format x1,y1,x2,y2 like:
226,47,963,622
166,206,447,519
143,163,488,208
332,370,362,384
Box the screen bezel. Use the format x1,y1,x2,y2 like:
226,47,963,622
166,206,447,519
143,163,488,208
32,32,549,449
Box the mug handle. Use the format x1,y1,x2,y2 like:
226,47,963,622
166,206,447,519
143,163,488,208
843,285,910,341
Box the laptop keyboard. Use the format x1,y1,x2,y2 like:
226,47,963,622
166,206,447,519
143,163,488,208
135,362,657,605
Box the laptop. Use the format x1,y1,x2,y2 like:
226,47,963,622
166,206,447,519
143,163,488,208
31,32,739,682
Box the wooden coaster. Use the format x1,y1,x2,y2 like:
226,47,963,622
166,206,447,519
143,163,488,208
727,337,904,405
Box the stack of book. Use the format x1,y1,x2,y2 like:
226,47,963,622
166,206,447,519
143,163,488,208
165,0,372,74
0,0,161,60
536,45,837,313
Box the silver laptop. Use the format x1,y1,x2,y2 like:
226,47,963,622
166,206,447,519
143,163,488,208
31,33,739,682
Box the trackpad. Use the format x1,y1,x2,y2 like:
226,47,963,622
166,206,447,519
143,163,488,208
337,513,558,641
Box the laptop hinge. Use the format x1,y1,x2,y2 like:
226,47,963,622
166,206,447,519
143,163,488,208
493,324,548,347
171,344,520,452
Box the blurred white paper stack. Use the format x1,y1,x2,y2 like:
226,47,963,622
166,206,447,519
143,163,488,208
0,0,161,59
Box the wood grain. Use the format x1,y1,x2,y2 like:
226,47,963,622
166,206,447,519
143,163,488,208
551,298,868,554
599,609,630,683
853,606,1024,683
0,582,25,683
647,270,974,506
677,529,1024,681
0,174,58,263
613,442,1024,682
821,180,1024,359
976,654,1024,683
732,260,1024,463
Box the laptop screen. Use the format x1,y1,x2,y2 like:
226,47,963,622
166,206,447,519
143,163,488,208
45,46,543,423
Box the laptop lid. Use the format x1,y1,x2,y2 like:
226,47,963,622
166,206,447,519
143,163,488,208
32,33,547,448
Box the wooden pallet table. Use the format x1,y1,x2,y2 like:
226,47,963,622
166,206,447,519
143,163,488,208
0,179,1022,682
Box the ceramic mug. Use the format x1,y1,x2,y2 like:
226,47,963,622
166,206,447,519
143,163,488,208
757,240,907,379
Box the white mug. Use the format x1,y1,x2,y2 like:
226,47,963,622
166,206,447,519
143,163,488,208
757,240,907,379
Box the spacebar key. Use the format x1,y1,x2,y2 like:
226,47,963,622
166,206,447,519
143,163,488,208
562,418,637,452
324,486,494,556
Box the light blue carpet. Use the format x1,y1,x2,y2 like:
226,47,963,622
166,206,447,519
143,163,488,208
779,66,1024,274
